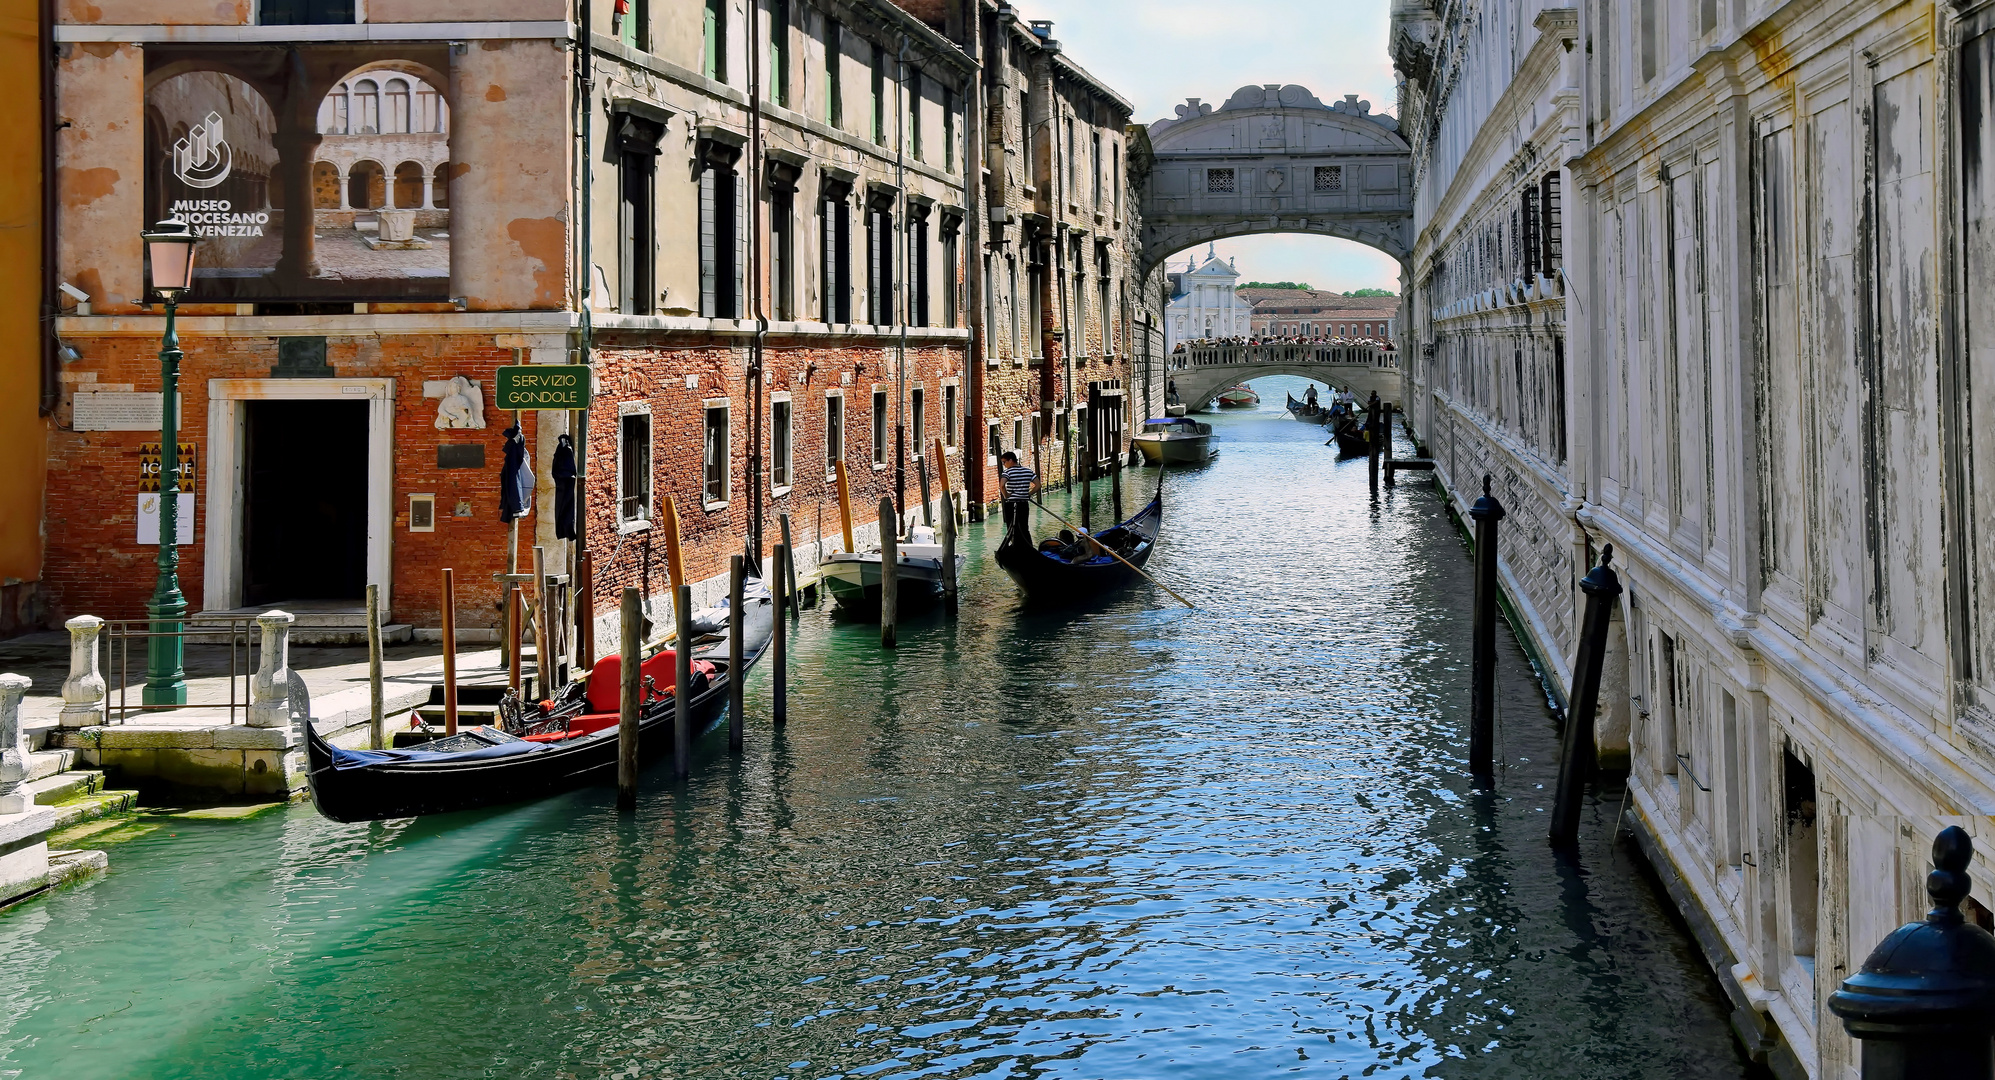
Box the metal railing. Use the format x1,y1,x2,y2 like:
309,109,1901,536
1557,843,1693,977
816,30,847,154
101,616,256,725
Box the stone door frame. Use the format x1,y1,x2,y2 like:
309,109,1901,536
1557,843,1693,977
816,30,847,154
201,378,396,614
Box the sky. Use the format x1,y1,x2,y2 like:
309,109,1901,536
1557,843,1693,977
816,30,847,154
1017,0,1405,293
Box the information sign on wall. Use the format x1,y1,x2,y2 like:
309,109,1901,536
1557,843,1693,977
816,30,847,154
136,493,196,546
494,365,593,410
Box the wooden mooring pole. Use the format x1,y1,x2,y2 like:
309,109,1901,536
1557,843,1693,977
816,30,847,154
1468,475,1505,787
440,567,458,736
617,586,640,810
728,554,745,755
1550,546,1623,847
674,584,693,779
772,544,789,726
916,457,934,528
778,512,799,606
878,497,898,648
532,545,549,698
365,583,384,750
1367,391,1382,494
1381,403,1396,488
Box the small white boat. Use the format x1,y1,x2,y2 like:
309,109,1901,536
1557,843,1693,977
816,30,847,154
1132,416,1216,465
1216,384,1260,408
820,526,967,616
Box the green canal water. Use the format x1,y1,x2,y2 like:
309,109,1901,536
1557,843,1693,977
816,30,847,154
1,377,1760,1079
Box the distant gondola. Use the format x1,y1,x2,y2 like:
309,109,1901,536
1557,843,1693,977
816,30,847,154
1286,391,1331,424
995,494,1163,603
303,589,775,822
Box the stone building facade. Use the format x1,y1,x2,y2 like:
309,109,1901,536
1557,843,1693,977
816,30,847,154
1162,247,1251,351
1247,292,1398,341
1393,2,1995,1076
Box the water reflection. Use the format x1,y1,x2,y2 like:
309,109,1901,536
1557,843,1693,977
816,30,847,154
0,377,1756,1079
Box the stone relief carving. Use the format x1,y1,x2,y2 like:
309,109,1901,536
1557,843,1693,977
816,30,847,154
424,376,486,430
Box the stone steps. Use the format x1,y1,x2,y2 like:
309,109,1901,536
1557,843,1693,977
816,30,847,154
191,607,413,647
24,768,140,832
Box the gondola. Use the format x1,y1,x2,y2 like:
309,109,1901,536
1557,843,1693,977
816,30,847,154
1329,415,1372,457
1286,391,1331,423
303,586,776,823
994,493,1163,603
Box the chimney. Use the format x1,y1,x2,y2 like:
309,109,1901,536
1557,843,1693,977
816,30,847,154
1029,19,1053,39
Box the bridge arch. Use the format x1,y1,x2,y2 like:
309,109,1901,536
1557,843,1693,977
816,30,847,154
1136,85,1415,281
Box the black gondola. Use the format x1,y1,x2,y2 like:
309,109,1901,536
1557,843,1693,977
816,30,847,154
994,494,1163,603
1329,416,1371,457
1286,391,1331,424
303,590,776,823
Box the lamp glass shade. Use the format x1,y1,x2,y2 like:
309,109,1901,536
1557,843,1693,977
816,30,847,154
142,218,198,295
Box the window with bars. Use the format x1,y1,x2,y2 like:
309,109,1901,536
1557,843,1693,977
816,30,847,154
910,388,925,459
944,384,958,446
1540,172,1562,271
1522,186,1541,278
772,398,793,489
703,404,730,505
872,391,889,466
619,411,651,525
1207,168,1236,193
825,394,844,469
1315,165,1342,191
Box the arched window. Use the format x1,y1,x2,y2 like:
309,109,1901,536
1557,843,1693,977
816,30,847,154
432,162,450,208
320,88,348,134
353,79,380,134
385,78,410,134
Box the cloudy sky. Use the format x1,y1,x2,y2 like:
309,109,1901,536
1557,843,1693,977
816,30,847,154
1020,0,1404,293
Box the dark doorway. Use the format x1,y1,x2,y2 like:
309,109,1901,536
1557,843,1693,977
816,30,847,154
244,400,368,606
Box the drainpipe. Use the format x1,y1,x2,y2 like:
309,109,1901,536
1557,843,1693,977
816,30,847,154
894,34,910,529
573,0,594,659
39,0,56,418
960,0,985,518
748,0,766,565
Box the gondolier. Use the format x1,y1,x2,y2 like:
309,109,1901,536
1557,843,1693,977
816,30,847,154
1000,451,1036,539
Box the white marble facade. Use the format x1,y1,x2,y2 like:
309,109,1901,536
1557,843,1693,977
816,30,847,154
1163,247,1251,351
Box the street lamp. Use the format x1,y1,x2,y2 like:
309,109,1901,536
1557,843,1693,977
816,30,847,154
141,217,196,707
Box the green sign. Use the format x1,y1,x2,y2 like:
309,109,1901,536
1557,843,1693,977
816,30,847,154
495,365,593,410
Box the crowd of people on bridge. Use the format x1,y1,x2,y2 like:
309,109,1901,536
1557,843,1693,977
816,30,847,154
1172,335,1396,354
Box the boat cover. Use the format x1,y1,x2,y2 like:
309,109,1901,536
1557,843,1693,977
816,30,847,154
326,739,548,770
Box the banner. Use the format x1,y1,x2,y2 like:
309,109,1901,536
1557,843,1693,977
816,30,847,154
144,47,453,302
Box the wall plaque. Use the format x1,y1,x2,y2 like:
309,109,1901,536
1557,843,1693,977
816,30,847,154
74,392,180,432
437,444,486,469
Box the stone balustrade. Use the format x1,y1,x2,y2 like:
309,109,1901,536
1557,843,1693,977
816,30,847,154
1169,342,1400,371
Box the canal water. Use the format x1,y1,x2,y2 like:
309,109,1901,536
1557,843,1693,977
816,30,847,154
0,376,1760,1079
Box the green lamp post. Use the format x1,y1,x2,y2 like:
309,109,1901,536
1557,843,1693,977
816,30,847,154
141,217,197,707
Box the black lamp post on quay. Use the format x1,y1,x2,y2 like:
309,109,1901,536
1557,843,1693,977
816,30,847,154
140,217,197,707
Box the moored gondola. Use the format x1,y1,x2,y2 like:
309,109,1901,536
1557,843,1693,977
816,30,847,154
994,494,1163,603
304,587,776,822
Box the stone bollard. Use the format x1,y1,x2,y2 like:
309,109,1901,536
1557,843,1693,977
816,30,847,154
247,610,295,729
0,674,30,814
1829,826,1995,1079
59,615,107,728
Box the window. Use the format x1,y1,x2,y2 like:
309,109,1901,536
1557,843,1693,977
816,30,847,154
825,393,844,470
871,44,886,144
941,224,959,327
1026,260,1043,358
615,113,663,315
867,199,894,325
259,0,353,23
1315,165,1342,191
1013,417,1024,453
988,421,1001,463
1091,131,1102,207
944,87,957,173
1521,186,1541,278
824,20,842,128
771,186,794,320
1008,257,1021,358
699,154,743,318
768,0,789,107
872,390,889,466
910,213,930,327
352,79,381,135
910,387,925,458
618,0,646,49
1784,749,1819,963
385,79,410,134
771,397,793,489
619,411,652,526
1065,116,1076,196
1540,172,1562,272
943,384,958,447
323,89,348,134
1640,0,1657,82
1111,144,1120,217
703,403,730,505
704,0,728,82
908,67,923,161
820,184,851,323
1207,168,1236,193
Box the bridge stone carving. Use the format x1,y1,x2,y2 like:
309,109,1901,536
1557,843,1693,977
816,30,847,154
1166,343,1404,414
1137,85,1415,279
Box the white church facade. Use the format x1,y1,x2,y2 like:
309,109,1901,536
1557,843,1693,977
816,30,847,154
1164,247,1252,351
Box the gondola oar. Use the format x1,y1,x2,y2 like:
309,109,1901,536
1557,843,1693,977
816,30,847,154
1030,499,1196,610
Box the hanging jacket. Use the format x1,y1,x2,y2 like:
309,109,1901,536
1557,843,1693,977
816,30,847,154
552,433,577,540
500,426,533,523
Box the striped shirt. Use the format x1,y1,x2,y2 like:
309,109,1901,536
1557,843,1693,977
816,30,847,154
1001,465,1037,501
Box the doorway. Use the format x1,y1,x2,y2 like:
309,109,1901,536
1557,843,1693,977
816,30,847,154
243,400,369,606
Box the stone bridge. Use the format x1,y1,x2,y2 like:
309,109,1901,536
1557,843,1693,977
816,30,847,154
1137,85,1416,280
1165,343,1403,413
